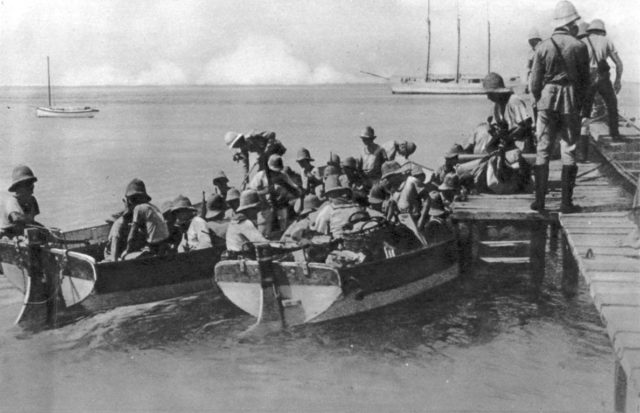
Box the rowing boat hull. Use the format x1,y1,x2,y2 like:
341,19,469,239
0,223,220,327
36,106,99,118
214,238,458,326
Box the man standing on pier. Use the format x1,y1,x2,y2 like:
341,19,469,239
580,19,624,142
529,0,590,213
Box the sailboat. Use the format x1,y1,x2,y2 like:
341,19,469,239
390,0,519,95
36,56,99,118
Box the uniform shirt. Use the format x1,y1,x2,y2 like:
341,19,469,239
360,143,387,180
530,28,590,113
225,213,268,252
314,199,362,239
465,123,494,155
582,33,618,79
249,170,301,207
1,194,39,230
392,176,422,215
299,166,322,195
493,94,530,130
280,214,317,243
206,217,229,249
179,216,212,252
131,203,169,244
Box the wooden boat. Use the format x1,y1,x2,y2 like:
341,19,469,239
214,230,458,328
35,56,99,118
0,224,220,328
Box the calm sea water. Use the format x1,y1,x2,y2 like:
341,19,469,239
1,83,637,412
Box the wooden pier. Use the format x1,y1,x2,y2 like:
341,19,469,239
451,115,639,411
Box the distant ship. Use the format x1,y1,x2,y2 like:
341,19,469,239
36,56,99,118
389,0,519,95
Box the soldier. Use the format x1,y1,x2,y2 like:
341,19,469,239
358,126,387,184
526,27,542,96
581,19,624,142
212,170,230,199
482,72,535,153
225,189,268,258
296,148,322,195
121,178,170,259
529,0,590,213
224,130,286,187
1,165,42,238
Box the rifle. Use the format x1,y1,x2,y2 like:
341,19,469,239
201,191,207,219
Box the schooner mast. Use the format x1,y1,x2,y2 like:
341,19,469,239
425,0,431,82
455,0,461,83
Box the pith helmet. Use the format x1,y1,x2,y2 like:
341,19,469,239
527,27,541,41
360,126,376,140
225,187,240,202
295,194,322,217
588,19,606,33
170,194,197,213
213,170,228,184
206,194,226,219
160,199,174,216
268,154,284,172
236,189,261,212
403,141,417,157
554,1,580,27
380,160,402,179
328,152,341,167
125,178,151,201
341,156,357,170
323,174,351,197
576,21,589,39
296,148,314,162
482,72,511,93
8,165,37,192
224,131,244,149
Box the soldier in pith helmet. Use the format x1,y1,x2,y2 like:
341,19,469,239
1,165,42,238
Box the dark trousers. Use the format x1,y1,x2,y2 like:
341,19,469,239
582,74,619,137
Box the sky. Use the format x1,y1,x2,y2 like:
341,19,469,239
0,0,638,86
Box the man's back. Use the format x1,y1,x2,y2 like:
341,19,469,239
530,29,590,103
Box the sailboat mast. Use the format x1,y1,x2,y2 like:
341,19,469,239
455,0,461,83
487,1,491,74
46,56,51,107
425,0,431,82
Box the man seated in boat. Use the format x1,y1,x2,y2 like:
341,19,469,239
225,189,268,259
340,156,369,206
358,126,388,186
367,183,387,214
202,194,229,251
212,170,230,199
224,130,287,187
159,199,184,251
381,140,417,164
281,195,322,243
464,72,535,154
120,178,170,259
248,154,302,238
0,165,42,239
172,195,210,252
225,188,240,218
103,200,140,261
381,161,424,222
296,148,322,196
314,175,365,240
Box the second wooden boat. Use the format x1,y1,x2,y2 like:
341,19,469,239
214,237,458,328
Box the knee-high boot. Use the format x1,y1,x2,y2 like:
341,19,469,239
561,165,581,213
530,164,548,211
